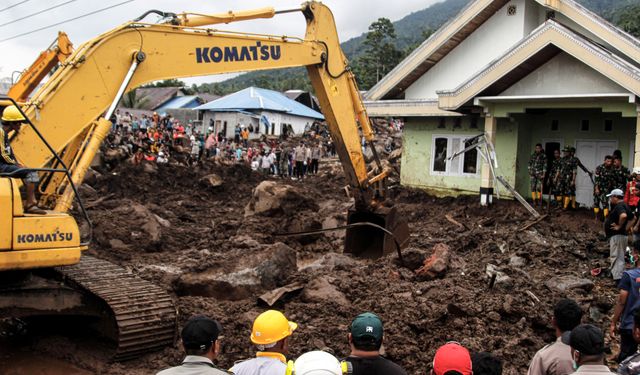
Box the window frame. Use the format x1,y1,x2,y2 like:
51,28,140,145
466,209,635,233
430,134,481,177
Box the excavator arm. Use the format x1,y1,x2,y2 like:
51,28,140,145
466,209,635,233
13,2,381,208
11,1,407,256
7,32,73,102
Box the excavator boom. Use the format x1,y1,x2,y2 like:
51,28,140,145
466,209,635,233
7,32,73,102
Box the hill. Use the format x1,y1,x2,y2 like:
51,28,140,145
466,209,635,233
201,0,640,95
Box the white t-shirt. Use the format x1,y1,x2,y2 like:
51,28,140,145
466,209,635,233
229,357,287,375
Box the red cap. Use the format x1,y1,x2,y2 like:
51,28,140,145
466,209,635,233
433,342,473,375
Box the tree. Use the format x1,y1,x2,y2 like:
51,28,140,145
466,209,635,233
404,28,435,57
614,4,640,38
143,78,187,88
352,18,403,90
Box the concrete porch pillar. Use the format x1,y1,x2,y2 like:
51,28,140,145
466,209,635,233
480,114,497,206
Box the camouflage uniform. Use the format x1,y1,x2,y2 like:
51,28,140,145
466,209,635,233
549,157,563,196
613,165,632,192
593,163,612,209
558,155,578,196
528,151,547,193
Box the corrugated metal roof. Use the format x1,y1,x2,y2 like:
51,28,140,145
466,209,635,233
156,95,202,112
194,87,324,120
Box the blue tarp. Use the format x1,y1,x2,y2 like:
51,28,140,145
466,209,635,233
194,87,324,120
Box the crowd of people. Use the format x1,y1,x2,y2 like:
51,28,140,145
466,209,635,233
157,298,639,375
529,143,640,286
157,310,504,375
528,144,637,215
105,111,335,179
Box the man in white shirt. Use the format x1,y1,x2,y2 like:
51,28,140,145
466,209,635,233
230,310,297,375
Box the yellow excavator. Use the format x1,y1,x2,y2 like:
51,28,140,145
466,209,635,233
7,32,73,102
0,1,409,359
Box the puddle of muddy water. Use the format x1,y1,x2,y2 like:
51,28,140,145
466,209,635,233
0,346,91,375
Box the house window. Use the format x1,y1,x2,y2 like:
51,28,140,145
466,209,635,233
604,119,613,132
580,120,589,132
271,123,275,135
551,120,559,131
438,118,446,129
453,118,462,129
433,137,448,172
431,135,479,176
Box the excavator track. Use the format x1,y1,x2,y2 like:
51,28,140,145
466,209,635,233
54,255,177,361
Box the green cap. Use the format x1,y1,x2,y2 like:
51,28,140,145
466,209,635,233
350,312,383,345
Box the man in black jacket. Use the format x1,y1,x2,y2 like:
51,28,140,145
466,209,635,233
343,312,407,375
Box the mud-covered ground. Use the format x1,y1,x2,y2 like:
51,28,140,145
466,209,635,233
0,158,619,375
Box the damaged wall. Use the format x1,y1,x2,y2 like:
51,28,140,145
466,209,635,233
400,116,518,197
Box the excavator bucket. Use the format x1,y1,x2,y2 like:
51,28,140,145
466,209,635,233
344,205,410,258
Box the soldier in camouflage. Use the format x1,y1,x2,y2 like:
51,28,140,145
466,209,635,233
557,146,578,210
594,155,614,220
613,156,632,192
549,149,563,205
528,143,547,207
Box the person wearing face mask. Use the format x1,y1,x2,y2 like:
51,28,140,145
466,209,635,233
527,299,583,375
618,309,640,374
568,324,614,374
611,242,640,363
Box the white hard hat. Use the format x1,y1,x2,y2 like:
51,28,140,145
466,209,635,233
190,135,196,141
158,151,165,156
633,167,640,175
289,351,343,375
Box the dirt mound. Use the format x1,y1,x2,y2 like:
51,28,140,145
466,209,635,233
2,161,619,375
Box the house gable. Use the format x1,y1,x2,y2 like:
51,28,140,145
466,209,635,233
437,21,640,110
405,0,531,100
500,52,627,96
366,0,640,101
535,0,640,65
364,0,511,101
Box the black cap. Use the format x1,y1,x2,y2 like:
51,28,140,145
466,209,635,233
569,324,604,356
181,316,222,350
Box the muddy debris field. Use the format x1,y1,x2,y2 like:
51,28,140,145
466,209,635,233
0,157,617,375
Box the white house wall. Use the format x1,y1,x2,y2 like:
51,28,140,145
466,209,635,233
258,111,316,136
201,110,316,138
405,0,529,99
501,52,628,96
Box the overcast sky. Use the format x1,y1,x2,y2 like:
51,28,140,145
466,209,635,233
0,0,441,84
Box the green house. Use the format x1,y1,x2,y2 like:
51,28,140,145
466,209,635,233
364,0,640,207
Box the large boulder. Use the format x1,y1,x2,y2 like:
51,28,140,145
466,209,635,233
301,276,349,306
244,181,317,217
97,200,168,251
174,242,297,300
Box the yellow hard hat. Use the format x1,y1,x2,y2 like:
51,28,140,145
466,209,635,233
2,105,26,123
251,310,298,345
